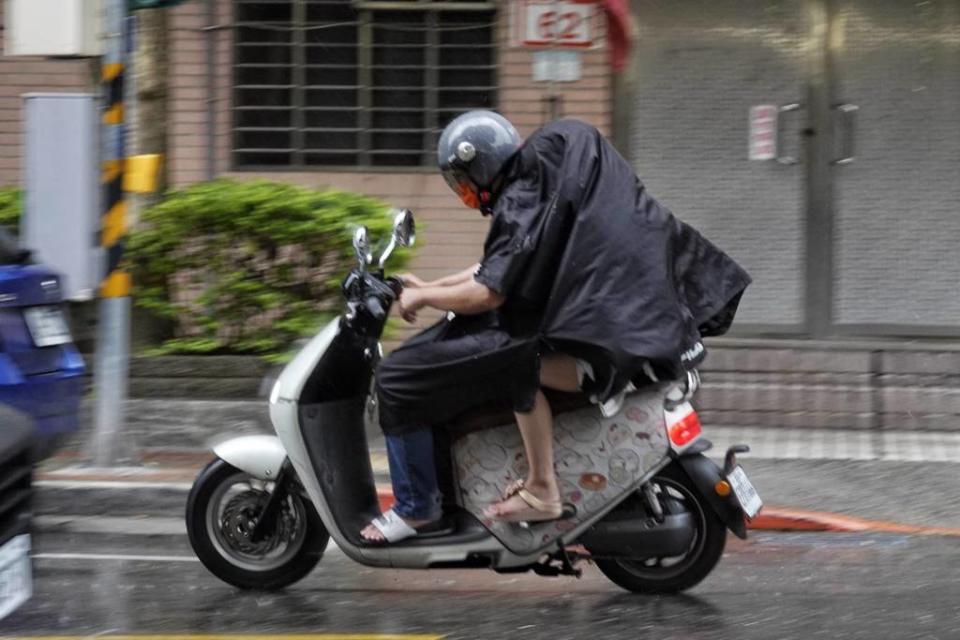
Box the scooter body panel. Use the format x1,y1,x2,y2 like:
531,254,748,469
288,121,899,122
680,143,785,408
212,435,286,480
271,319,341,403
267,316,369,557
277,387,523,568
266,314,711,571
454,390,670,555
269,318,508,568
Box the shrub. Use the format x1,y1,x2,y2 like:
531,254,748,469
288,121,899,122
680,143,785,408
128,179,408,357
0,187,22,233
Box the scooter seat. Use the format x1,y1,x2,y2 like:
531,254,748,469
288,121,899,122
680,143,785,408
441,389,594,436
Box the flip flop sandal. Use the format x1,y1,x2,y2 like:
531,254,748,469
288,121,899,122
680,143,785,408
487,486,564,523
366,509,449,545
368,509,418,544
501,478,526,500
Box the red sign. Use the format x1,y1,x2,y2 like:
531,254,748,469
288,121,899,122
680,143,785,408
749,105,778,161
516,0,595,48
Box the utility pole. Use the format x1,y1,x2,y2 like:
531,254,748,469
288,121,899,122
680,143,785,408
91,0,132,466
88,0,176,466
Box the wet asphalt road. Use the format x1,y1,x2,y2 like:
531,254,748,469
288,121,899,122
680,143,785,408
4,527,960,640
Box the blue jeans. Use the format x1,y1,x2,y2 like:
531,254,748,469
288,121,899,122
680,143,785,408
385,428,442,521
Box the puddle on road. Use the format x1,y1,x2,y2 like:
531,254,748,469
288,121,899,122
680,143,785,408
726,531,917,562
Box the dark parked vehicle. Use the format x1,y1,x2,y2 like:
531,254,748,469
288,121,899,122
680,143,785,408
0,405,33,620
0,228,85,459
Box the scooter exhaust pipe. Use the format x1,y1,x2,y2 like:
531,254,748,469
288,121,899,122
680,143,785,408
579,512,696,558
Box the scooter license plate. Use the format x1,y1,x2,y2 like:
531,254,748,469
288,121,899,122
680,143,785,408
727,466,763,519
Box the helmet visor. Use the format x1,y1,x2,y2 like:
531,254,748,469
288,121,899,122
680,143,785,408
442,167,481,209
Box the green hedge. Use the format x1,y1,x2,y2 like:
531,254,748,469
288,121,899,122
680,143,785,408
0,187,22,232
128,179,409,357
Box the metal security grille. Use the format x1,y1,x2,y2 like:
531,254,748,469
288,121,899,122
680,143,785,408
233,0,498,169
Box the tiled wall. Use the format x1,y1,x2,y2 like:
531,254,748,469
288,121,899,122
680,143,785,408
166,0,232,186
0,3,92,185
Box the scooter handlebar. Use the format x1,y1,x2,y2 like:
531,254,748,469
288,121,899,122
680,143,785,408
342,270,401,336
364,293,386,321
384,276,404,297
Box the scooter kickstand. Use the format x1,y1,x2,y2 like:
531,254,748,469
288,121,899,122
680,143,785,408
556,539,582,578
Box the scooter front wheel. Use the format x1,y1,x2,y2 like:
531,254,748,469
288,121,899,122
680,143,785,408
186,458,329,590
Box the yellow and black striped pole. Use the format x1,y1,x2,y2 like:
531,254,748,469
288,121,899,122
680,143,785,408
91,0,133,466
101,60,131,298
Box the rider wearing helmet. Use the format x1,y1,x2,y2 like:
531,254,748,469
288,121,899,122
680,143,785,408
361,110,572,543
361,110,751,544
437,110,520,213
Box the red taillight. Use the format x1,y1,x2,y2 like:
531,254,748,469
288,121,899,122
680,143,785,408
669,411,702,447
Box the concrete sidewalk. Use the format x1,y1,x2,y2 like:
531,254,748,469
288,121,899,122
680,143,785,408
35,426,960,535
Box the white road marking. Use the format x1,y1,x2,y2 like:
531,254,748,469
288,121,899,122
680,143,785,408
34,515,186,535
35,480,194,491
32,545,343,563
13,634,444,640
32,553,200,562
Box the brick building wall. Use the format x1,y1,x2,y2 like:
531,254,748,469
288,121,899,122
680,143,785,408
166,0,612,339
0,4,93,186
167,1,233,187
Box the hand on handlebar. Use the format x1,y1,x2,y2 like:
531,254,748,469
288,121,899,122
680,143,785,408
398,288,424,324
397,273,426,289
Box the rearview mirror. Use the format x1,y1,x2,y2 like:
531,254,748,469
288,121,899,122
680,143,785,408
378,209,416,267
353,226,371,270
393,209,416,248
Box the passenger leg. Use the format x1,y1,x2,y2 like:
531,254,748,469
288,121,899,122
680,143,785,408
484,354,580,521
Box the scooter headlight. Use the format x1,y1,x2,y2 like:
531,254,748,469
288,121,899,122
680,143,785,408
269,379,282,405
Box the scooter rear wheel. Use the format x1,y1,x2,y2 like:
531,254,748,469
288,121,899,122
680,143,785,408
592,462,726,594
187,457,329,590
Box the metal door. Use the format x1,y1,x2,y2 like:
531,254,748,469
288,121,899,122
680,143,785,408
830,0,960,334
626,0,810,329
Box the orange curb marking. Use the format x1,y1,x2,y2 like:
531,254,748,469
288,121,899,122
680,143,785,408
751,507,960,537
377,487,394,513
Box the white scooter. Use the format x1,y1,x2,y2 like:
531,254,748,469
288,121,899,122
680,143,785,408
185,210,763,593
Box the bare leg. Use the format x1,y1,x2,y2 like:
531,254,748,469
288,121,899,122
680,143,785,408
484,354,580,520
483,389,560,519
540,353,580,393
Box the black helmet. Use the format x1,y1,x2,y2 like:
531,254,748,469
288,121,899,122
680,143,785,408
437,110,521,212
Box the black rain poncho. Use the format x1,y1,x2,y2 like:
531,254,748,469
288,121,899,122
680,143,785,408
473,119,751,400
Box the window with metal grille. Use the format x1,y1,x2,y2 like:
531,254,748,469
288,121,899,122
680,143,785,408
234,0,498,169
